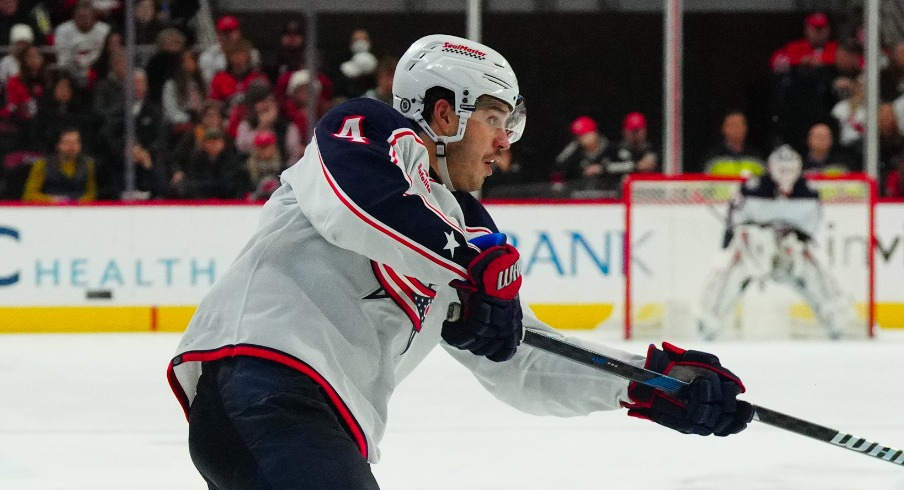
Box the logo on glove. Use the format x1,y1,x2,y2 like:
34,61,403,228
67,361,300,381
496,262,520,291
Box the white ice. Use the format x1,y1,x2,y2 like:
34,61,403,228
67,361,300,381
2,331,904,490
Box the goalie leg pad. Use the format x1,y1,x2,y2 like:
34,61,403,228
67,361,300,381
697,226,775,340
780,243,857,339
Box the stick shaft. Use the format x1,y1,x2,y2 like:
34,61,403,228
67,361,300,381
522,329,904,468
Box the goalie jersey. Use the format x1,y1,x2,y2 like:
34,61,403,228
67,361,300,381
167,97,641,463
723,174,822,247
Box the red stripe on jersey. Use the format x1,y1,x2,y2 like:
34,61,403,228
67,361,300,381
372,262,422,331
317,147,467,279
168,346,369,459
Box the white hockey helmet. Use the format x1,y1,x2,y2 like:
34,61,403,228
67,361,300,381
767,144,803,193
393,35,525,146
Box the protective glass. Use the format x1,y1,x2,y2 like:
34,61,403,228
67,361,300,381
472,95,526,144
505,96,526,144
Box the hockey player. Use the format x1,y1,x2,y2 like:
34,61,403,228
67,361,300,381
697,145,856,340
168,35,753,489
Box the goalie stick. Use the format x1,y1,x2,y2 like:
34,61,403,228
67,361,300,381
522,329,904,468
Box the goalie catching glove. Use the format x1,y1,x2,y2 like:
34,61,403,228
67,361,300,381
442,244,523,362
622,342,754,436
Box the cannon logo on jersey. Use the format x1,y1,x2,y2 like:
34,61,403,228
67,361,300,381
368,261,436,334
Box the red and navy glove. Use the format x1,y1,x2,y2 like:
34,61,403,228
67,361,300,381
622,342,754,436
442,244,523,362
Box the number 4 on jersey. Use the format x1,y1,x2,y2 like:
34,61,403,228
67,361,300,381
333,116,370,144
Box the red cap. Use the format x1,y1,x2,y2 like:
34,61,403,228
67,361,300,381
217,15,240,32
570,116,598,137
253,131,277,148
623,112,647,132
806,12,829,28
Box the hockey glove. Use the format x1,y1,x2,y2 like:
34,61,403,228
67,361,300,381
622,342,754,436
442,244,523,362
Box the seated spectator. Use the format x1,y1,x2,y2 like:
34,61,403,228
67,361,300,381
89,30,123,82
145,27,187,105
281,68,331,145
158,0,201,45
199,15,260,85
880,41,904,102
264,19,305,84
770,12,838,73
553,116,612,193
802,122,851,175
246,130,283,201
831,74,866,163
0,23,32,83
171,128,249,199
335,28,377,99
235,87,303,164
208,37,267,110
131,142,166,198
134,0,164,45
884,153,904,198
161,48,205,131
880,102,904,172
831,39,864,102
0,0,47,46
22,127,97,203
604,111,659,190
33,71,95,154
894,91,904,136
703,111,764,176
53,1,111,88
364,56,396,107
0,44,44,151
277,64,332,120
170,98,225,168
96,68,165,198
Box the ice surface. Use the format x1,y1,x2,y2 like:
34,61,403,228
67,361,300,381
1,331,903,489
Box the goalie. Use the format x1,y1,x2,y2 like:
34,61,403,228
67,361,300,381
697,145,856,340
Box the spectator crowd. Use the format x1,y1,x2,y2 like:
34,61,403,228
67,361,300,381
545,11,904,199
0,0,396,203
0,4,902,202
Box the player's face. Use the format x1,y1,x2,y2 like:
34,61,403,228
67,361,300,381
447,97,512,191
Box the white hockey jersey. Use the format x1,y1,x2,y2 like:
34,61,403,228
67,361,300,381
167,98,641,463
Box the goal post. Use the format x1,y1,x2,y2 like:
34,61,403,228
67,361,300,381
623,173,876,341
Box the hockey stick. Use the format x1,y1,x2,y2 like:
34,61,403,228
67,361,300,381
522,329,904,468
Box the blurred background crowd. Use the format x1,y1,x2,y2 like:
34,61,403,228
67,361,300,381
0,0,901,203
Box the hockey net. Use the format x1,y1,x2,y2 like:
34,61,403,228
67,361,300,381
623,174,875,340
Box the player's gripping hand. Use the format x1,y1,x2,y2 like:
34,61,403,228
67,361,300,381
621,342,754,436
442,244,523,362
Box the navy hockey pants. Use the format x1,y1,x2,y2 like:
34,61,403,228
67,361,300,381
188,356,380,490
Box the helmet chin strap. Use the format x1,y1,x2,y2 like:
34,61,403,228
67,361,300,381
435,139,456,192
412,110,466,192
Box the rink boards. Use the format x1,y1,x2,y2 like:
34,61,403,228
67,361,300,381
0,202,902,332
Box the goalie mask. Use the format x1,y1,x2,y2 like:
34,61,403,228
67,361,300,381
767,144,803,194
392,34,526,190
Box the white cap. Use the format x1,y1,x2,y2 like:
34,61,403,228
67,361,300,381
10,24,34,44
287,69,311,94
